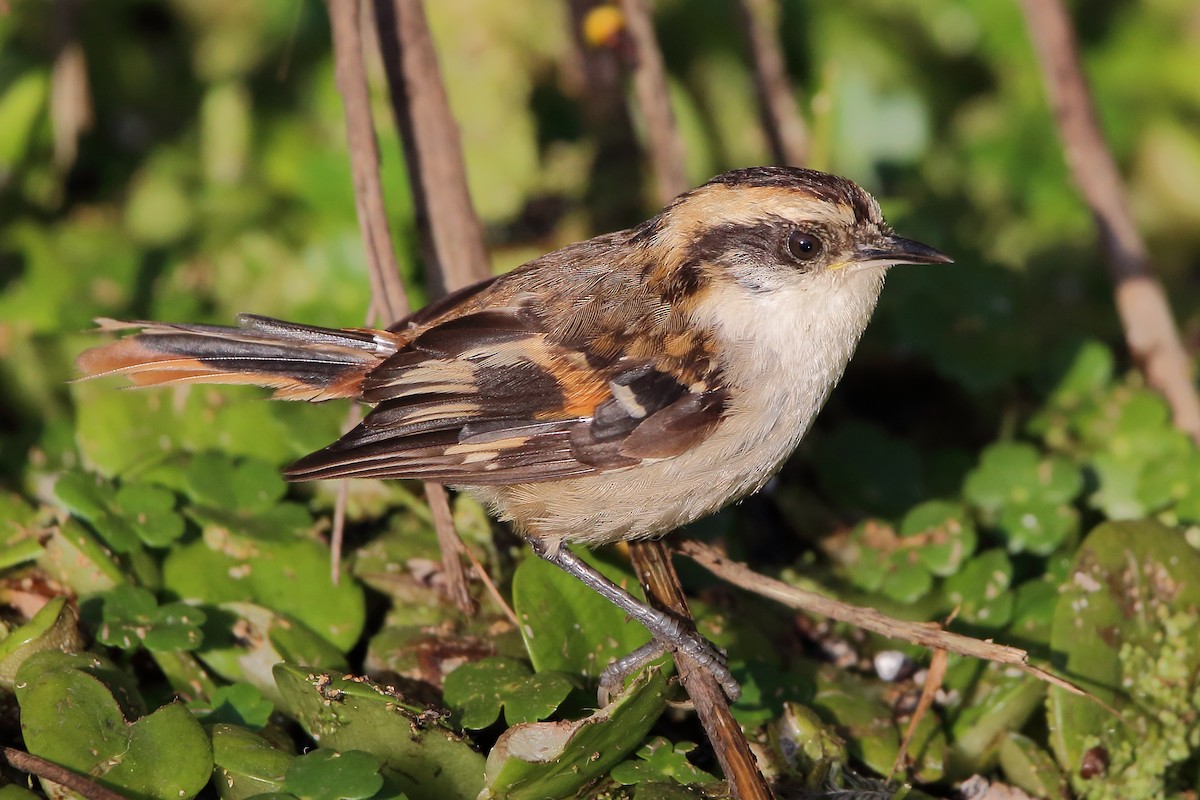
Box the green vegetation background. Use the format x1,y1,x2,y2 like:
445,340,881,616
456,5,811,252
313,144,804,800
2,1,1200,799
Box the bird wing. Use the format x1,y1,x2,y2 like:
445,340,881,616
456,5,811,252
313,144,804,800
283,296,727,485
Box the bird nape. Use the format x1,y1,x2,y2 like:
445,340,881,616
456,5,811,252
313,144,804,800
77,165,952,701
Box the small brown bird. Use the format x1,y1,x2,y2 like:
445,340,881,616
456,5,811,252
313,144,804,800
78,166,950,698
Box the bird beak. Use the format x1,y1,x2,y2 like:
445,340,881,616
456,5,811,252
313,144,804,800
855,234,954,268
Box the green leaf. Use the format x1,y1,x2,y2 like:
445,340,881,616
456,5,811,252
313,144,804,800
998,733,1066,799
284,750,384,800
900,500,977,576
442,656,573,729
55,471,185,551
193,683,275,729
163,529,364,652
0,492,45,569
1047,520,1200,796
273,664,484,800
0,597,84,690
995,500,1078,555
942,548,1013,628
610,738,718,786
16,652,212,800
211,723,294,800
512,548,652,678
482,665,671,799
964,442,1082,516
97,585,206,652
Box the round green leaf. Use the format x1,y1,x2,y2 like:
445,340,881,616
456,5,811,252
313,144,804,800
284,750,383,800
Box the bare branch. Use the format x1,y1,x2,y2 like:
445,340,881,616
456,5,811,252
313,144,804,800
371,0,491,295
368,0,492,609
1018,0,1200,442
2,747,128,800
734,0,807,165
628,542,773,800
618,0,689,202
325,0,410,323
678,541,1097,703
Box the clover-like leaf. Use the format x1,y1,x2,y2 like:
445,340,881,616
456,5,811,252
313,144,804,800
879,557,933,604
838,520,895,592
284,749,384,800
55,471,185,551
899,500,977,576
114,482,186,547
995,500,1077,555
943,548,1013,628
97,585,206,652
610,737,717,786
163,530,364,652
964,442,1082,516
443,656,573,729
193,682,275,729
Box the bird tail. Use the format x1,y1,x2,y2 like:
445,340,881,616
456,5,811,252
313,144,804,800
76,314,403,402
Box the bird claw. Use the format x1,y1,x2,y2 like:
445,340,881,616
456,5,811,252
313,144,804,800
597,633,740,706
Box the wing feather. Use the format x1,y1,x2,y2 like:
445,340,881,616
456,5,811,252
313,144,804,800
283,296,727,485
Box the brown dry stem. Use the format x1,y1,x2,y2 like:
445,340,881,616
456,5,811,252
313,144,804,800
371,0,492,296
678,540,1092,702
734,0,807,166
325,0,410,324
2,747,128,800
629,541,773,800
1018,0,1200,443
618,0,689,203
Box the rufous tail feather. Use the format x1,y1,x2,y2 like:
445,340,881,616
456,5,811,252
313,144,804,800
76,314,403,402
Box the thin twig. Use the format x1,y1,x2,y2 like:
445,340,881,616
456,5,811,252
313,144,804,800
678,541,1097,703
369,0,490,610
371,0,492,296
1018,0,1200,443
889,648,948,781
629,542,772,800
425,482,478,615
618,0,689,203
461,541,520,628
2,747,128,800
734,0,807,166
325,0,410,324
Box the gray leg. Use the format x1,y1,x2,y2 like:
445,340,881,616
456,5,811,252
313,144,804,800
529,540,741,702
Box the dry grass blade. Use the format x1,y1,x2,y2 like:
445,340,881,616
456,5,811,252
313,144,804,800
889,648,948,781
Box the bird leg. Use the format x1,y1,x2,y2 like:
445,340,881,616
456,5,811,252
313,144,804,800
528,539,741,703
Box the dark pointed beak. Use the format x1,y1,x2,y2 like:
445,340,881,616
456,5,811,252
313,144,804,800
857,234,954,266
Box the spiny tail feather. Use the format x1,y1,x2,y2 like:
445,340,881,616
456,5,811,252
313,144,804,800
77,315,401,401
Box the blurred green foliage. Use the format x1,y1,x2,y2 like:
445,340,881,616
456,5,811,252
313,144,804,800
2,1,1200,798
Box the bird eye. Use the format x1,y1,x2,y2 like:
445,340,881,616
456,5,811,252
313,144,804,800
786,229,823,262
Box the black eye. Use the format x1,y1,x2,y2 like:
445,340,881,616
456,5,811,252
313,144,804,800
786,229,823,262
